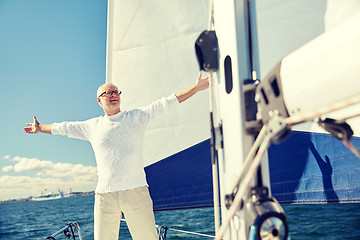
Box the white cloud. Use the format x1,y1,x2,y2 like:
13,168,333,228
3,156,97,178
2,165,13,172
0,155,97,201
3,155,10,159
36,162,97,178
13,157,53,172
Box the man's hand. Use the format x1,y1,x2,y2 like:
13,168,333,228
195,72,210,91
24,116,41,134
175,72,210,103
24,116,53,134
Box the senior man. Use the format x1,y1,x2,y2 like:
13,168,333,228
24,72,209,240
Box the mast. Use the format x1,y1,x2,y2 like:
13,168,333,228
214,0,249,237
204,0,283,239
212,0,267,238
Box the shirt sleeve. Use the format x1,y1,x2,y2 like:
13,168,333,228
51,120,92,141
140,94,179,124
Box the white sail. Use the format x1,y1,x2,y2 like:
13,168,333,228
106,0,210,167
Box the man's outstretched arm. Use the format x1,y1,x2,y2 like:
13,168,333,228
24,116,53,134
175,72,209,103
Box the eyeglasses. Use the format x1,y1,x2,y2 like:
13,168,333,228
99,90,122,97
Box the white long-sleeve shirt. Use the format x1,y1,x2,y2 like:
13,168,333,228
51,94,179,193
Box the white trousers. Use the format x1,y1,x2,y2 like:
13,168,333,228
94,186,158,240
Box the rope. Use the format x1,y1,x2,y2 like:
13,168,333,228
342,140,360,158
207,0,215,30
214,131,272,240
231,126,268,195
337,112,360,123
286,94,360,158
286,94,360,125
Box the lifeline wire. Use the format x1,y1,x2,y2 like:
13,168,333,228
165,227,215,238
120,219,214,238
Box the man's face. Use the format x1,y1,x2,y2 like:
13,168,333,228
97,83,121,114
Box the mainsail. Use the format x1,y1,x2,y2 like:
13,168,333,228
106,0,212,210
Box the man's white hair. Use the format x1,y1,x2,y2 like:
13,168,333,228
96,83,119,98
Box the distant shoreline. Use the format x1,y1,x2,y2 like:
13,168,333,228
0,191,95,205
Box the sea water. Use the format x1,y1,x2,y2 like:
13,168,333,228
0,195,359,240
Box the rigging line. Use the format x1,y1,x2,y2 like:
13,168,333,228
246,0,254,78
342,140,360,158
335,112,360,123
207,0,215,30
214,130,272,240
231,125,267,195
286,94,360,126
284,94,360,158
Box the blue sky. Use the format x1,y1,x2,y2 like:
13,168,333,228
0,0,108,200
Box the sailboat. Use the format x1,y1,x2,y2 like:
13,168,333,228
47,0,360,239
31,189,64,201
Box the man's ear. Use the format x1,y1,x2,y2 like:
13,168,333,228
97,97,102,106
